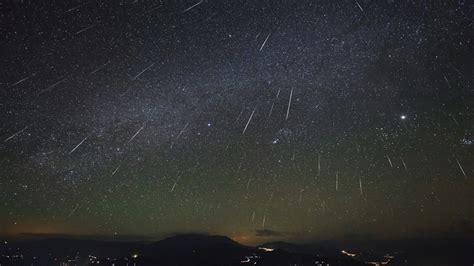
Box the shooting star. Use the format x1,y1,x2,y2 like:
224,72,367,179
132,63,155,80
242,107,256,134
234,110,244,124
262,212,266,227
111,166,120,176
3,125,30,143
443,75,452,89
176,122,189,140
286,88,293,121
317,152,321,176
244,178,253,199
75,24,96,35
128,124,145,144
359,177,363,195
355,0,364,12
455,158,467,179
246,178,253,191
450,63,465,78
182,0,203,13
69,133,92,155
268,102,275,118
63,3,86,14
268,89,281,118
66,204,80,218
336,172,339,191
237,160,243,171
386,155,393,168
12,73,36,87
89,61,111,75
170,175,181,192
39,78,66,94
401,158,408,172
259,33,271,52
450,114,459,125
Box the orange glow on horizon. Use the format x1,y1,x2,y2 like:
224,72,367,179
1,222,91,238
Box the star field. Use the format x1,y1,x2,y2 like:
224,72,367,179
1,0,473,244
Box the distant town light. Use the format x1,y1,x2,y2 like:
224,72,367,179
258,247,274,252
240,257,250,263
341,250,357,257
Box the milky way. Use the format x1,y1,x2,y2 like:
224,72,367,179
1,1,472,244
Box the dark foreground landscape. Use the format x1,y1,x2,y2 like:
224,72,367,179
0,234,472,266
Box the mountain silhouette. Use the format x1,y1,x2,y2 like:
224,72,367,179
135,234,365,266
138,234,254,265
0,234,370,265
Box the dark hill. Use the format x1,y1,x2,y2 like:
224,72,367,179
137,234,365,266
138,234,254,265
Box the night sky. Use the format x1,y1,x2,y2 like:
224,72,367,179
1,1,473,245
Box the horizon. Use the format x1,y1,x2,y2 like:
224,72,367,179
1,1,472,259
2,231,473,246
2,232,472,265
